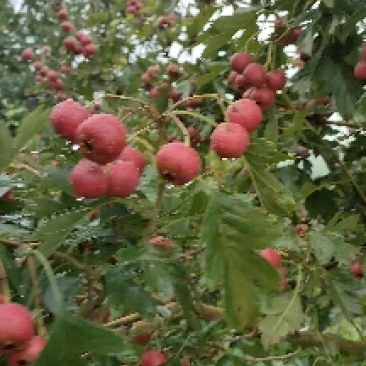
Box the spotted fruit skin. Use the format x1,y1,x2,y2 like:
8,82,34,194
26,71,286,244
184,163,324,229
76,114,127,165
155,142,201,185
7,336,46,366
50,99,91,142
70,159,108,199
210,123,250,158
0,303,34,355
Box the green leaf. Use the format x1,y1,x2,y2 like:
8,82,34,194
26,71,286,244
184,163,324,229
33,313,131,366
244,139,295,216
0,124,13,170
36,207,91,257
259,292,304,349
105,266,155,316
13,106,49,152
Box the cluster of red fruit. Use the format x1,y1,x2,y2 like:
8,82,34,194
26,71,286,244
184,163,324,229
142,64,202,108
50,99,146,198
0,300,46,366
125,0,144,14
354,43,366,81
157,13,179,29
228,51,286,110
56,8,98,57
22,47,66,93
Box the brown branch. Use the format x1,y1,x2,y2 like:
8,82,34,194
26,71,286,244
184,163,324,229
243,348,301,363
287,332,366,357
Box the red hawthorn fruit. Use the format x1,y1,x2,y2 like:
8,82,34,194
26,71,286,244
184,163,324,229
168,88,181,102
230,52,253,73
50,79,64,91
210,122,250,158
47,70,59,81
146,65,160,75
39,66,49,77
118,146,146,174
106,160,140,197
266,69,286,90
126,4,138,14
260,248,282,268
243,85,276,110
61,21,73,32
50,99,91,142
227,70,238,85
354,60,366,80
141,73,151,83
70,159,108,198
0,303,34,355
83,43,98,58
149,236,174,247
89,208,101,221
72,42,83,55
32,61,43,71
227,98,263,133
180,358,190,366
166,63,180,79
56,8,68,20
1,189,14,201
63,36,79,52
187,126,201,145
149,87,160,99
274,17,283,29
351,260,363,278
130,333,153,345
76,114,127,164
242,62,267,87
155,142,201,185
234,74,250,90
75,31,92,46
60,64,71,74
140,349,167,366
7,336,46,366
21,48,34,61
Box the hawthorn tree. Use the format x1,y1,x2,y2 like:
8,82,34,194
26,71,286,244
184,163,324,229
1,0,366,365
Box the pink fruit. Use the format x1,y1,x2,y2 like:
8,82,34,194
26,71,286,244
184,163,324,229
227,98,263,133
0,303,34,355
266,69,286,90
75,31,92,46
140,349,166,366
118,146,146,174
243,62,267,87
61,21,73,32
106,161,140,197
70,159,108,199
130,333,153,345
149,236,174,247
354,60,366,80
50,99,92,142
57,8,68,20
210,123,250,158
47,70,59,81
351,260,363,278
21,48,34,61
230,52,253,73
155,142,201,185
260,248,282,268
83,43,98,57
32,61,43,71
243,86,276,110
7,336,46,366
76,114,127,165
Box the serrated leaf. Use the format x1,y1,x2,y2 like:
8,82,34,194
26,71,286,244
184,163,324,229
13,106,49,152
259,292,304,349
33,313,131,366
36,208,91,257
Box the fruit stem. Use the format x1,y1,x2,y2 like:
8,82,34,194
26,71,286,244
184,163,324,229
27,257,47,338
165,113,191,146
10,163,43,178
142,181,166,242
0,260,11,302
